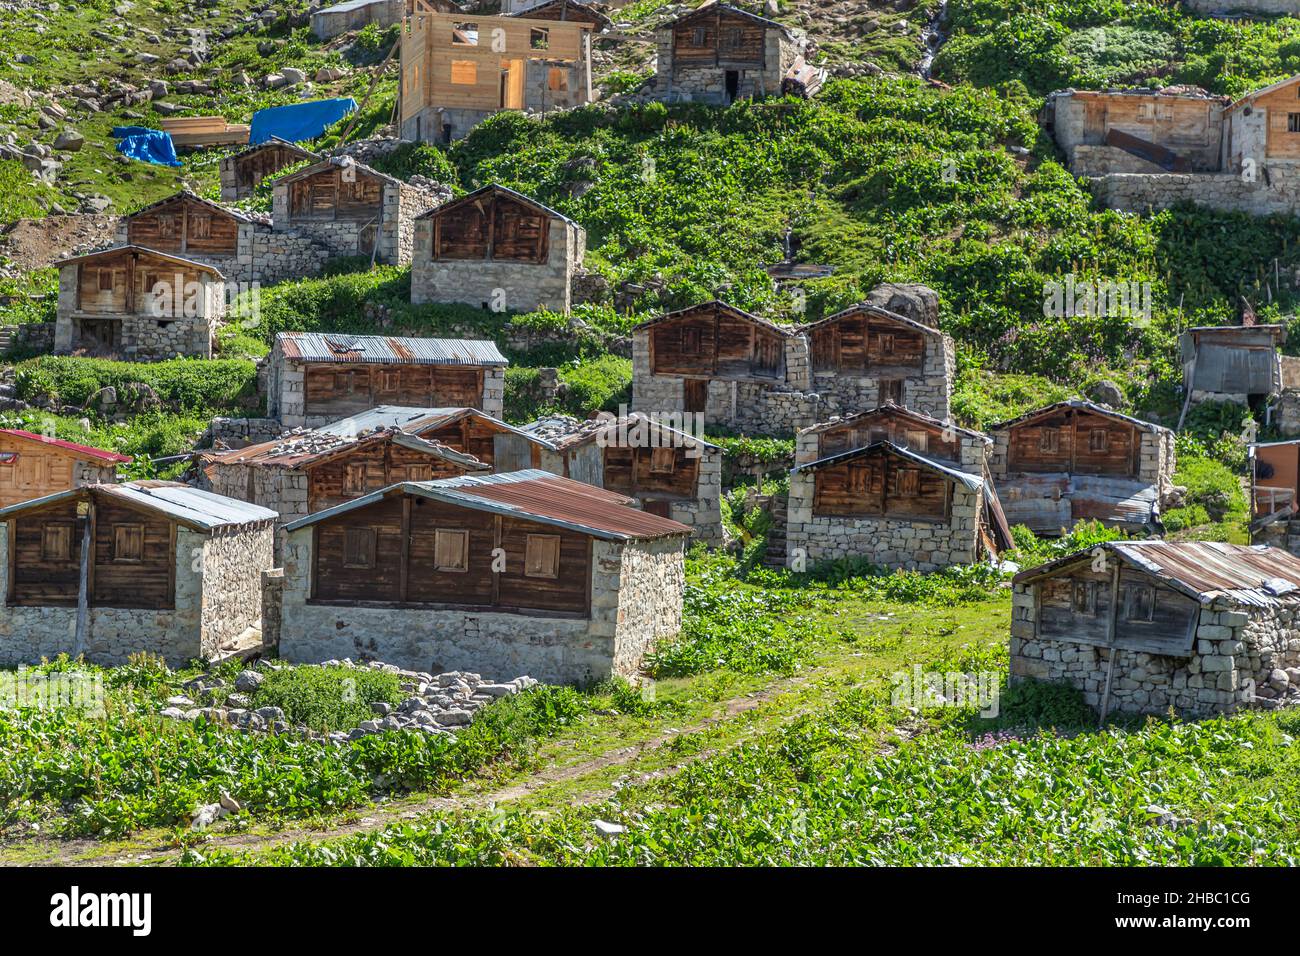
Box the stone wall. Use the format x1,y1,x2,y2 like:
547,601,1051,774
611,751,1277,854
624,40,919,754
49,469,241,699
785,471,983,571
1089,172,1300,217
201,461,305,561
114,221,334,288
635,27,794,104
200,416,283,450
1072,145,1167,176
1184,0,1300,13
278,525,686,685
1010,583,1300,716
411,217,584,313
0,321,54,355
271,180,438,266
195,523,275,656
260,568,284,652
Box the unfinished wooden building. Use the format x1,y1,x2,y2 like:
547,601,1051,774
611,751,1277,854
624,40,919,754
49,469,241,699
219,137,318,202
399,6,598,143
54,245,224,360
1011,540,1300,716
987,400,1177,534
1179,323,1284,411
0,430,130,510
279,470,690,684
787,442,1004,572
0,482,277,666
268,332,509,427
523,413,723,545
642,3,822,105
271,156,443,265
802,304,956,421
631,301,819,435
412,184,587,313
1249,439,1300,555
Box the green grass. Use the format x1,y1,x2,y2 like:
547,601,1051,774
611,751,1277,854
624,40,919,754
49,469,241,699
251,666,406,733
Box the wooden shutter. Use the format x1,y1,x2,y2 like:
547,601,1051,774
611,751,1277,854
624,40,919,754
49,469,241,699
113,524,144,563
42,522,74,562
434,529,469,572
343,527,375,569
524,534,560,578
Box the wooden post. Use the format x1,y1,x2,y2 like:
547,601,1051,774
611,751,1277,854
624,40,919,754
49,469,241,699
399,496,411,604
73,505,91,658
1097,558,1121,727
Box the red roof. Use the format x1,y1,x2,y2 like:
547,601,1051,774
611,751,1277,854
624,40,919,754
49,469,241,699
0,429,132,464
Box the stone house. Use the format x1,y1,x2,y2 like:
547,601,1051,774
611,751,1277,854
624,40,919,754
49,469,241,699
987,399,1177,534
398,5,598,143
267,332,509,427
1010,540,1300,717
802,304,956,421
311,0,433,41
54,245,223,360
1179,323,1284,413
279,470,690,684
638,3,821,105
0,429,131,509
198,426,488,559
786,441,1001,572
0,481,277,667
411,184,586,313
631,300,815,435
522,412,724,545
219,137,318,202
794,402,991,475
271,156,443,265
117,189,332,287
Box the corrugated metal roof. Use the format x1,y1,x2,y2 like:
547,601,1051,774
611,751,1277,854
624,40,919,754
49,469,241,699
988,398,1171,435
1014,540,1300,608
285,470,692,540
0,481,277,531
276,332,508,366
0,429,132,463
798,402,990,444
319,405,554,448
791,441,985,491
204,427,488,471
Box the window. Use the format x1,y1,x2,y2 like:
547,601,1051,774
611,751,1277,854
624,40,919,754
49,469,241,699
343,527,375,569
691,26,707,46
681,327,702,355
903,429,929,452
113,524,143,563
0,452,17,466
157,215,177,239
1089,427,1109,453
434,529,469,572
878,333,896,357
450,60,477,85
524,534,560,578
878,380,903,405
547,67,568,92
895,468,920,496
343,462,367,496
1289,112,1300,133
848,463,872,494
650,446,676,474
41,522,73,562
452,22,479,44
406,464,432,482
721,27,742,51
333,370,355,393
530,27,549,49
1125,584,1156,623
378,370,400,393
1039,427,1060,453
97,269,114,291
189,214,211,240
1072,580,1097,616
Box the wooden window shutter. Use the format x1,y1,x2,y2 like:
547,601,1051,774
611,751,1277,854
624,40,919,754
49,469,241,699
343,462,366,496
434,529,469,572
42,522,73,562
343,527,375,569
524,533,560,578
650,446,676,474
113,523,144,563
1039,427,1060,453
1090,428,1108,452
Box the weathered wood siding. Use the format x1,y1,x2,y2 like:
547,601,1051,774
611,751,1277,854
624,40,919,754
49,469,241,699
809,311,926,374
0,437,80,509
306,441,475,512
649,304,786,380
8,499,82,607
125,196,240,257
289,167,384,222
303,363,486,417
74,250,213,316
812,456,952,521
817,411,960,461
1006,408,1138,477
601,444,699,499
236,144,308,190
671,8,767,70
1034,563,1199,656
429,191,551,263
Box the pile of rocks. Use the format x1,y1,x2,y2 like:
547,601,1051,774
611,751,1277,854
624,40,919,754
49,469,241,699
159,660,539,745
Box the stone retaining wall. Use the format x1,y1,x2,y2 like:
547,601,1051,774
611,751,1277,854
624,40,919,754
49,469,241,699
1090,172,1300,217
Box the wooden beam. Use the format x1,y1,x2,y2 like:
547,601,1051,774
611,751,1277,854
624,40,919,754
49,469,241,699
399,495,411,603
73,505,91,657
1097,558,1122,726
491,514,501,605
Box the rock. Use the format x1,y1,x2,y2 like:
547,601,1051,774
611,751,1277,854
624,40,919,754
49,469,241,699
53,129,85,152
219,792,241,813
863,282,941,328
434,709,473,726
148,80,169,99
165,694,193,707
234,669,264,693
152,101,182,116
254,705,284,721
371,701,393,715
262,73,286,90
1286,667,1300,685
281,67,306,85
477,683,519,698
160,707,185,719
1269,668,1290,691
190,803,222,829
593,819,626,839
315,67,346,83
1086,379,1127,408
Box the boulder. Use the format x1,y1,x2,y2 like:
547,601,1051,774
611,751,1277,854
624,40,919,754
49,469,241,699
1086,379,1127,408
863,282,941,328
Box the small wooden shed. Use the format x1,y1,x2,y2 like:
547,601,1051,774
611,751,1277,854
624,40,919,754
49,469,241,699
0,481,277,666
279,470,690,684
220,137,319,202
1179,323,1284,409
0,430,131,510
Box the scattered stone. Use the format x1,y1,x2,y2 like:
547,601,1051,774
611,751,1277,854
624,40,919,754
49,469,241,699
234,669,264,693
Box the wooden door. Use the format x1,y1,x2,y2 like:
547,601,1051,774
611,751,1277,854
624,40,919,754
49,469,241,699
683,379,708,414
501,59,525,110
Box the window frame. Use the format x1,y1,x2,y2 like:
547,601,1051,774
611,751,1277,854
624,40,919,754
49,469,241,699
1124,583,1157,624
1039,427,1060,453
1071,579,1098,617
343,527,376,570
433,528,469,573
1089,427,1109,453
649,446,676,475
112,523,144,564
343,462,367,497
41,521,75,563
524,533,561,579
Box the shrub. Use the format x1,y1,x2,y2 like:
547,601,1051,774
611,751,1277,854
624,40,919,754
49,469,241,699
252,666,405,733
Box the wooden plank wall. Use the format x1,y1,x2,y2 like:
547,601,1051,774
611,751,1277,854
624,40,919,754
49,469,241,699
237,145,307,189
8,499,82,607
91,498,175,609
306,441,475,512
0,436,81,509
817,412,960,461
809,313,926,373
1035,564,1199,656
303,364,486,418
431,191,550,262
289,168,384,222
74,250,212,316
649,306,785,380
671,9,766,70
126,196,240,256
601,444,699,499
1007,409,1137,477
812,454,952,520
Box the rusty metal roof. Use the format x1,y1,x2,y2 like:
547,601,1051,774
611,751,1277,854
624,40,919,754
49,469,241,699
285,470,692,540
203,428,488,471
0,481,277,531
798,402,989,444
1014,540,1300,607
275,332,508,366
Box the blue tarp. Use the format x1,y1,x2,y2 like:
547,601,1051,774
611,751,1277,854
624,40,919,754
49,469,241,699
111,126,182,167
249,98,358,146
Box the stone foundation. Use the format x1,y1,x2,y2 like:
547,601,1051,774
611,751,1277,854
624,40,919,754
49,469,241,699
1090,172,1300,217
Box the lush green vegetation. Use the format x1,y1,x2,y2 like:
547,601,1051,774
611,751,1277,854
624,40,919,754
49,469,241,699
14,356,260,416
251,666,405,734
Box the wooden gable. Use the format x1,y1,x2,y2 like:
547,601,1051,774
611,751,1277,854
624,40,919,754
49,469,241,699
811,449,954,522
289,166,385,222
1006,407,1138,478
429,189,553,263
671,7,768,70
817,410,961,462
649,304,786,380
236,142,313,189
125,195,240,257
304,438,479,514
808,309,927,374
72,249,214,317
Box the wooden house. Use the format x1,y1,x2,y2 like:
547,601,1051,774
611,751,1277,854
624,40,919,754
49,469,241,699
1011,540,1300,716
787,441,1004,571
987,400,1177,534
631,301,818,435
645,3,822,105
220,137,318,202
399,6,598,143
54,245,224,360
411,184,587,313
0,481,277,667
523,413,723,544
1248,439,1300,555
279,470,690,684
1179,323,1284,413
1223,74,1300,175
199,426,489,558
795,403,990,472
0,430,130,510
270,156,443,265
800,304,955,421
268,332,509,427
